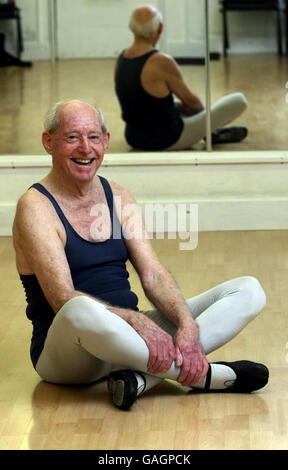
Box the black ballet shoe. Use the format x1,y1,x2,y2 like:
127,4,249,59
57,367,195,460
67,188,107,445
107,369,145,410
209,360,269,393
211,126,248,144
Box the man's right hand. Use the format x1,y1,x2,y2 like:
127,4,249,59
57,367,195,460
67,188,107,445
130,313,176,374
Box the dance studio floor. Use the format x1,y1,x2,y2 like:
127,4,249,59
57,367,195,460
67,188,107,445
0,231,287,450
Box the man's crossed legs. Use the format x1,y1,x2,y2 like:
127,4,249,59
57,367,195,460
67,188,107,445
35,276,269,410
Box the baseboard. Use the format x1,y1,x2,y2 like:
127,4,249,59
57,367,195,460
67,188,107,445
175,52,221,65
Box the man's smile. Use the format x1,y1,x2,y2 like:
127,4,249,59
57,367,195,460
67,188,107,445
71,158,95,165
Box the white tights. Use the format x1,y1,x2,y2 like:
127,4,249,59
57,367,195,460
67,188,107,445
167,92,248,150
35,276,266,388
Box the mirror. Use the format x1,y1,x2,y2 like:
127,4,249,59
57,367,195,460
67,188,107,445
0,0,287,155
208,0,288,151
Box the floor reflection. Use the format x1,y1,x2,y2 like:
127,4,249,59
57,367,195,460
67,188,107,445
0,54,288,155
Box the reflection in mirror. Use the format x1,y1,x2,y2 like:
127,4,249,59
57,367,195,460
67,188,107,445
209,0,288,151
0,0,206,155
0,0,288,155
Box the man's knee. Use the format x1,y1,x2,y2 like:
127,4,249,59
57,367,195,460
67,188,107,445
234,92,248,113
58,295,111,332
239,276,266,319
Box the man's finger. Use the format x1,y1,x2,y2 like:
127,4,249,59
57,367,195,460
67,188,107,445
175,346,183,368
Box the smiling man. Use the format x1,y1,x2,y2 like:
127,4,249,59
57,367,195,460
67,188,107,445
12,100,269,411
42,100,109,187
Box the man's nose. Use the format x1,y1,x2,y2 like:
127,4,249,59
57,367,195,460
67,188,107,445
79,137,91,153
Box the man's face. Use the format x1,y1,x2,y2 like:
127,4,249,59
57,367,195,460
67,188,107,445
42,102,110,184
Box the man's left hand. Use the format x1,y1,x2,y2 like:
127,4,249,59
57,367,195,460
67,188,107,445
174,322,209,387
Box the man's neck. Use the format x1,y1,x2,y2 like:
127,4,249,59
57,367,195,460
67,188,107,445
42,170,99,200
125,37,157,56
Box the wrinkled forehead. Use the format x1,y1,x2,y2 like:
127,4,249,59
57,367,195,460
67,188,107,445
59,103,102,133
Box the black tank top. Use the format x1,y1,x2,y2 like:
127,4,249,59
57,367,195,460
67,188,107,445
115,49,183,150
20,176,139,368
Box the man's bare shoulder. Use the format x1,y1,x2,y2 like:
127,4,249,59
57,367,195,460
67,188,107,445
149,51,180,74
14,187,58,228
109,181,137,205
16,187,48,212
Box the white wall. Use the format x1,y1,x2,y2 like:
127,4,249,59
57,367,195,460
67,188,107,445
0,0,51,60
56,0,147,59
210,0,285,55
55,0,288,59
1,0,284,61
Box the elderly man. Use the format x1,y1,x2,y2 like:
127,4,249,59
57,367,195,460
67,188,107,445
13,100,268,410
115,4,248,151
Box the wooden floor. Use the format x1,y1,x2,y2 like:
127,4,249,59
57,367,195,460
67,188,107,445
0,54,288,154
1,231,288,451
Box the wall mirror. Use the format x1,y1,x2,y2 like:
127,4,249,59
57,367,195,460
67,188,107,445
0,0,287,156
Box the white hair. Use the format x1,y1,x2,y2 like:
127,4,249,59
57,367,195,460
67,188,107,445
43,100,108,134
129,5,163,40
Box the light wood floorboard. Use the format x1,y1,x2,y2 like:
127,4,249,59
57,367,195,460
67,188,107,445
0,231,287,450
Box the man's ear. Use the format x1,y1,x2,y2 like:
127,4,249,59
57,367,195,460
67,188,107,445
103,131,110,152
42,131,53,155
153,23,163,46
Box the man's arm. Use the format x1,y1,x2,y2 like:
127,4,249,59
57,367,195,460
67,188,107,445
13,191,77,312
114,183,209,386
157,53,204,116
129,239,208,386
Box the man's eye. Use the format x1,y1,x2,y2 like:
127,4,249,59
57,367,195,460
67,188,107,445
90,135,101,142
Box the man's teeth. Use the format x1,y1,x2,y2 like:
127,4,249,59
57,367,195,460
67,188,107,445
73,159,93,164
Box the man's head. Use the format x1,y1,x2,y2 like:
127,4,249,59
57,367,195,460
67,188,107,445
42,100,110,183
129,5,163,43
